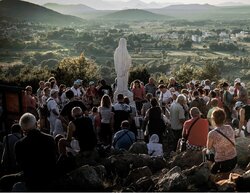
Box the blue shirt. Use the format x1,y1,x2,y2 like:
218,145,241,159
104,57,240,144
113,128,135,150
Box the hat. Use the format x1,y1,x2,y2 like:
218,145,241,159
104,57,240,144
74,79,82,85
234,78,241,83
89,81,95,86
50,89,58,96
234,101,244,110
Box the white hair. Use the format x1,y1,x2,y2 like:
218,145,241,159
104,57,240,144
19,113,37,131
176,94,186,104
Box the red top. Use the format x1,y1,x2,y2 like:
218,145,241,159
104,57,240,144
183,118,209,147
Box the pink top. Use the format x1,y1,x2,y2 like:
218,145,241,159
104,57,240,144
132,87,145,101
207,125,237,162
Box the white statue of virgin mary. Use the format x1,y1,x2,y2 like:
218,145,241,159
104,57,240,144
113,38,134,104
114,38,131,93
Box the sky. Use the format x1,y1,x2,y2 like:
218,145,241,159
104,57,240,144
24,0,250,5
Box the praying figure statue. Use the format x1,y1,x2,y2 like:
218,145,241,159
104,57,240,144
114,38,134,104
114,38,131,93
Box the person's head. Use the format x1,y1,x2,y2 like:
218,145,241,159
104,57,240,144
210,98,219,107
11,123,22,134
92,107,98,114
211,108,226,127
181,89,189,96
146,93,153,101
39,81,45,89
150,97,159,107
192,90,200,98
149,134,159,143
209,90,217,98
89,81,95,88
235,82,241,89
43,86,50,96
72,107,83,119
190,107,201,118
45,81,51,88
65,89,74,100
50,89,58,98
117,94,124,103
101,94,111,108
74,79,82,88
158,84,166,92
149,77,154,84
234,101,244,111
133,80,141,88
222,82,229,90
100,79,106,86
19,113,37,134
59,84,66,92
25,86,32,95
158,79,164,85
169,77,176,85
48,77,56,83
123,96,130,105
176,94,186,105
121,120,130,129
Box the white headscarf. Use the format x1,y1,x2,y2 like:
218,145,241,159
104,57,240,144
149,134,159,143
114,38,131,77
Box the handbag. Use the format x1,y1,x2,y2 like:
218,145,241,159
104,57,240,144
179,117,200,152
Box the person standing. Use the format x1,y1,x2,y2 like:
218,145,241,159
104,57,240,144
98,95,113,146
145,77,157,97
47,89,60,135
170,94,186,151
15,113,57,191
1,124,23,174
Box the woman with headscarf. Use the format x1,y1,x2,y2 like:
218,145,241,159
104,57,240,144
147,134,163,157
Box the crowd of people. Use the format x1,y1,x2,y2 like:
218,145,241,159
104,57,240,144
0,75,249,191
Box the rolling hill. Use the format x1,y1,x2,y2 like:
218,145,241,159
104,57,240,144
103,9,169,21
43,3,95,16
150,4,250,20
0,0,84,26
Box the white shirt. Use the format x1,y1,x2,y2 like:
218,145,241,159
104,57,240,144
71,86,82,97
159,90,172,104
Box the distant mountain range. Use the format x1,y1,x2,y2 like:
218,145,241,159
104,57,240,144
0,0,84,25
103,9,168,21
44,3,95,16
1,0,249,23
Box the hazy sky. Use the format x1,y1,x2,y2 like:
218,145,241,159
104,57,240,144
107,0,249,3
25,0,250,5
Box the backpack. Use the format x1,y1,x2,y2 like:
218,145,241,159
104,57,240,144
225,91,233,106
39,98,53,117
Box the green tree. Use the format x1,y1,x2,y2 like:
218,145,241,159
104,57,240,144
54,53,100,86
129,66,150,85
172,64,200,85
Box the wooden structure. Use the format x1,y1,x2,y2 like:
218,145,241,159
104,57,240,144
0,84,25,132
